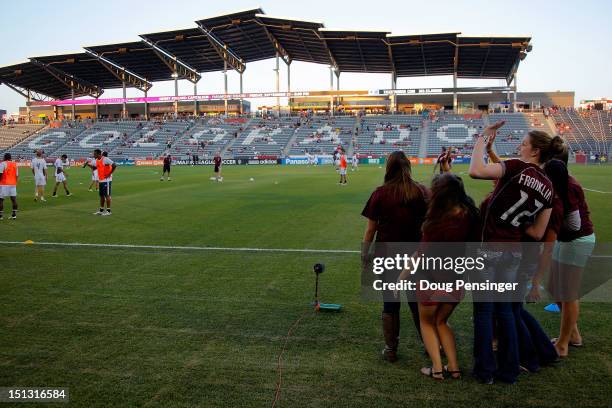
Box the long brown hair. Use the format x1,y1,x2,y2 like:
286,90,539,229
422,173,479,234
529,130,567,164
384,151,423,203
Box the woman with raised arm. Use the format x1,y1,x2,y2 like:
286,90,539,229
469,122,566,384
362,151,429,362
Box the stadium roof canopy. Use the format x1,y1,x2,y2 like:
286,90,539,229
387,33,459,77
0,8,532,100
320,30,392,73
30,52,123,90
195,8,277,64
140,28,226,73
0,61,91,100
457,36,531,79
85,41,176,82
254,15,329,65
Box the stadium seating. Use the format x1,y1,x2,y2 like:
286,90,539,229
355,115,421,157
112,121,192,159
427,114,483,156
287,115,355,155
170,118,244,160
552,110,611,154
6,122,86,160
51,121,144,160
231,117,299,158
487,113,529,156
3,112,609,162
0,124,45,151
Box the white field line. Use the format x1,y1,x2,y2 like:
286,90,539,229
0,240,360,254
583,188,612,194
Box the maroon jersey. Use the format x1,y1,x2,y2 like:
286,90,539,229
361,184,429,242
213,156,222,167
547,196,565,237
481,159,553,242
558,176,594,241
163,156,171,166
422,210,479,243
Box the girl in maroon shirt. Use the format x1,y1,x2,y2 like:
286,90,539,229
362,151,429,362
549,154,595,357
414,173,480,380
469,122,566,384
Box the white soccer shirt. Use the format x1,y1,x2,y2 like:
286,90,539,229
54,158,64,174
32,157,47,176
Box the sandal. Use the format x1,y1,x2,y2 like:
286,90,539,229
421,367,444,380
551,337,583,348
443,365,462,379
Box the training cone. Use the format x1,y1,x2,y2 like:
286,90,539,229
544,303,561,313
24,240,34,244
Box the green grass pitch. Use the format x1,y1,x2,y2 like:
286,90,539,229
1,163,611,407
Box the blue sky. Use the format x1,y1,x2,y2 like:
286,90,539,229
1,0,610,114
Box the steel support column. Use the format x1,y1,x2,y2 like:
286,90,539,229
390,73,397,114
95,97,99,119
452,72,458,113
287,63,291,115
26,89,31,123
329,66,334,117
224,61,228,116
122,79,127,119
174,75,179,118
144,89,149,120
239,72,244,115
513,73,518,112
275,54,280,117
71,88,76,120
194,82,198,117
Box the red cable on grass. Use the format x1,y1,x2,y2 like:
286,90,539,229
271,310,309,408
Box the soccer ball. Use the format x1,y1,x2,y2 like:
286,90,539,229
249,178,255,182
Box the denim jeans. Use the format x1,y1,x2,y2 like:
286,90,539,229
514,303,559,369
472,252,521,383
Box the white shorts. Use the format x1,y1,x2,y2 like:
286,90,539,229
35,175,47,186
55,172,66,183
92,170,99,182
0,186,17,197
340,168,347,175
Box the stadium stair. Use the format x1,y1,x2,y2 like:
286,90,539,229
417,120,429,157
282,118,304,156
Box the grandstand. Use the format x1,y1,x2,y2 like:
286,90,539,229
111,121,191,159
553,110,612,154
6,122,85,159
170,118,243,160
2,111,611,161
230,117,299,158
355,115,422,157
287,116,355,156
0,123,45,150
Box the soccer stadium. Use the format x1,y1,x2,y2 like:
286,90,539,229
0,1,611,407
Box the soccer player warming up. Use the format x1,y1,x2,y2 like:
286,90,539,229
31,150,47,201
213,152,223,182
339,149,348,185
83,160,99,191
161,154,172,181
0,153,19,220
52,154,72,197
85,149,116,216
